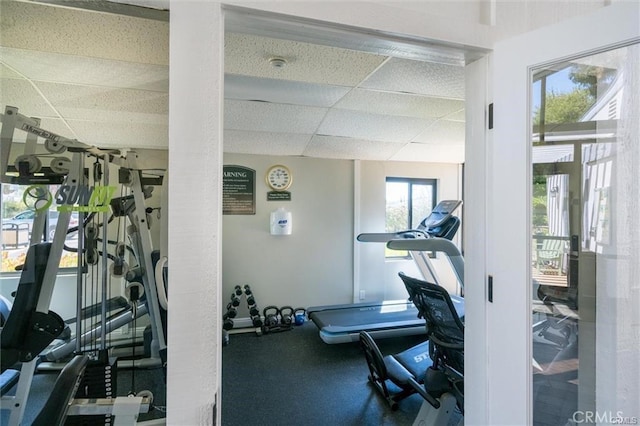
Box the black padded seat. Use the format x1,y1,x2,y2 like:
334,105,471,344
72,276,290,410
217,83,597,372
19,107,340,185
360,331,434,410
31,354,89,426
384,355,417,386
393,340,431,379
0,369,20,395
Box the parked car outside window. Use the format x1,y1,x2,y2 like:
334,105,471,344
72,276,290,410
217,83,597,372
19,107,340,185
2,210,79,240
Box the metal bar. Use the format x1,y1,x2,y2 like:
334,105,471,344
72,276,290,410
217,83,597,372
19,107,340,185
44,303,148,362
35,152,83,313
101,159,110,347
67,396,150,416
127,161,167,353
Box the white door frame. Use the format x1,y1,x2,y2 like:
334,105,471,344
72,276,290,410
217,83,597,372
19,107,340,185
464,3,640,425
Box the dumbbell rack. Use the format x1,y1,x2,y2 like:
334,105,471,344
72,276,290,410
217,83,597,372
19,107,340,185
222,285,263,335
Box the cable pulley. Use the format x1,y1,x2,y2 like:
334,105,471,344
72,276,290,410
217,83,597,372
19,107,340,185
15,154,42,174
44,138,67,153
50,157,71,174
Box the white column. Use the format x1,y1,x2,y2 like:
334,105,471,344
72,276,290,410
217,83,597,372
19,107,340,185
463,54,490,426
168,1,223,424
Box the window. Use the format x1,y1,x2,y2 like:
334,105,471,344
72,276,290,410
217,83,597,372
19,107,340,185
385,177,436,258
1,183,78,273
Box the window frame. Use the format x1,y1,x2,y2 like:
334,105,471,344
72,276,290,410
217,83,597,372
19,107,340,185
385,177,437,259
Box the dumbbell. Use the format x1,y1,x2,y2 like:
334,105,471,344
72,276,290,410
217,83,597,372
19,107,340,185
223,313,234,330
246,295,256,306
226,303,238,318
234,285,243,296
230,293,241,307
263,306,280,328
251,314,263,328
249,305,260,317
280,306,294,326
243,285,252,296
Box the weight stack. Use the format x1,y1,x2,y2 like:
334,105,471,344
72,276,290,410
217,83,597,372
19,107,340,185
65,350,117,426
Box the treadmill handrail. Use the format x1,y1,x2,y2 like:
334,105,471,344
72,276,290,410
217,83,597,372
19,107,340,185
387,237,461,257
387,237,464,288
357,230,429,243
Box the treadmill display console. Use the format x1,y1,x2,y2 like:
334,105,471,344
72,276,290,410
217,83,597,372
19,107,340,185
420,200,462,228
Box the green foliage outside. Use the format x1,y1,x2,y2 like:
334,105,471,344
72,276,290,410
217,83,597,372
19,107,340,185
533,89,593,125
569,64,616,98
385,205,408,233
532,174,548,231
530,64,616,235
533,64,616,126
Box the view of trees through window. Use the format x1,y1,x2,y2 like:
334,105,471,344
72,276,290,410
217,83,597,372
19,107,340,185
533,64,616,126
531,63,617,233
385,177,436,258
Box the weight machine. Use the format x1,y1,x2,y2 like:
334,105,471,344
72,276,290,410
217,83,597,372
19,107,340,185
0,105,168,425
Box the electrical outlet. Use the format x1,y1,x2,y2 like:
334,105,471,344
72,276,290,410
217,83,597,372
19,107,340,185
359,290,365,300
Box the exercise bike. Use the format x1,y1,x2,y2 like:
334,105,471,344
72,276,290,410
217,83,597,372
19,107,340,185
359,272,464,426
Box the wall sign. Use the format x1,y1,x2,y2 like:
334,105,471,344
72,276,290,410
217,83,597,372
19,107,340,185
267,191,291,201
223,165,256,215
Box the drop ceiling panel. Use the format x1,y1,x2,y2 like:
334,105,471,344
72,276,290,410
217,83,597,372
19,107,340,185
303,135,403,160
0,1,169,65
317,109,434,142
361,57,465,99
224,130,311,156
35,82,168,118
334,88,464,119
389,142,464,163
445,109,466,122
1,47,169,92
412,119,465,144
1,79,59,117
68,120,168,149
225,33,387,86
0,2,474,163
225,100,328,134
0,63,24,80
225,74,350,107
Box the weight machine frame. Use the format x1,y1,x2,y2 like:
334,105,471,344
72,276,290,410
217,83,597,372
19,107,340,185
0,105,168,425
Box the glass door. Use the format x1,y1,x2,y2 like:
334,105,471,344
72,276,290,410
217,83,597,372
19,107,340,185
531,45,639,425
480,4,640,424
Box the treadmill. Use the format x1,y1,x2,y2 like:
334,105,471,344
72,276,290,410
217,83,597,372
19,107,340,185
308,200,465,344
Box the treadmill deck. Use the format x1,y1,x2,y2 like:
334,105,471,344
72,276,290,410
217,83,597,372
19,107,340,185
308,297,464,344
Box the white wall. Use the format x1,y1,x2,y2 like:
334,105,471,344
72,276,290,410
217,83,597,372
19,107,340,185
0,273,79,321
222,153,353,309
222,154,462,311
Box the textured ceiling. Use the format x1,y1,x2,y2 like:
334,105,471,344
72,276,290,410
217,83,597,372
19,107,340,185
0,0,478,163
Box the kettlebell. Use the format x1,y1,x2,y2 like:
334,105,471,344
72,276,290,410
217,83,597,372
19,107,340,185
263,306,280,328
293,308,306,326
280,306,294,326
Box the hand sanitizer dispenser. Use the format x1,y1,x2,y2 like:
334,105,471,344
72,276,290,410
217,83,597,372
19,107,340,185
270,207,292,235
